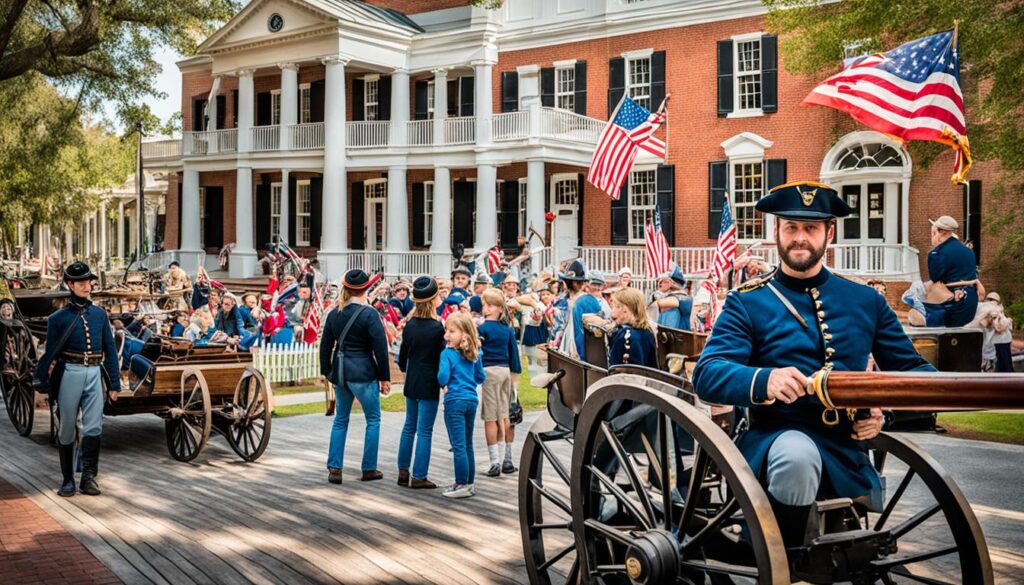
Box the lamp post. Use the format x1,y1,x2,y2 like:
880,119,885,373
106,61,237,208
135,122,146,260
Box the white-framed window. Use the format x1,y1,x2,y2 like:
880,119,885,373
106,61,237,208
426,80,435,120
627,168,657,243
270,89,281,125
626,56,651,110
518,180,528,238
270,183,282,242
556,67,575,112
424,181,434,246
554,177,578,207
731,161,764,241
296,180,311,246
364,76,379,121
198,187,206,248
734,35,762,113
299,83,311,124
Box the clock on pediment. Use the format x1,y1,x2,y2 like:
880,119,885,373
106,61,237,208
267,13,284,33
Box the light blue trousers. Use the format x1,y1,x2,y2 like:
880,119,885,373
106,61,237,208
57,364,105,446
766,430,822,506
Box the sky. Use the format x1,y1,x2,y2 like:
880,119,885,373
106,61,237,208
101,43,184,135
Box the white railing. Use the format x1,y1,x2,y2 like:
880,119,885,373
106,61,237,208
444,117,475,145
408,120,433,146
340,251,450,279
826,243,916,276
289,123,324,150
252,342,320,384
251,126,280,152
492,111,530,142
347,121,391,149
530,247,554,272
183,130,237,155
577,246,717,277
141,139,182,160
541,108,605,144
139,250,207,272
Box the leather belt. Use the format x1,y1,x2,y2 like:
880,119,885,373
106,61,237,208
60,352,104,366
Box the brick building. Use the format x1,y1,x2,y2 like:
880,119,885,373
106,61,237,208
142,0,1002,293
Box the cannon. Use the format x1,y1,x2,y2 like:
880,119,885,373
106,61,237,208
520,332,1023,584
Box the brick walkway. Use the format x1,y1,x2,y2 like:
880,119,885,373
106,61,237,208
0,476,121,585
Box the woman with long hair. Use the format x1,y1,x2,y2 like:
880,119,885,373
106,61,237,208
319,269,391,485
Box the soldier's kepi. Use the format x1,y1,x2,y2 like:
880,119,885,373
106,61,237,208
691,181,935,550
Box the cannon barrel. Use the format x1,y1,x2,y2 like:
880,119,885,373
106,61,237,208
810,370,1024,411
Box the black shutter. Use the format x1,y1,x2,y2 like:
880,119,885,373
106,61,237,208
310,80,325,123
708,161,728,239
766,159,787,193
414,80,429,120
215,95,226,130
717,40,734,117
192,98,207,131
204,187,224,249
574,61,587,115
256,181,271,250
231,90,239,128
452,180,474,248
608,57,624,117
351,79,365,121
656,164,675,246
500,181,519,248
501,71,518,113
540,67,555,108
176,181,183,248
611,179,629,245
351,181,365,250
310,177,323,249
447,79,459,116
287,176,297,247
378,75,391,121
963,180,982,264
459,76,474,117
650,51,666,112
761,35,778,113
412,182,426,247
577,174,585,246
256,92,271,126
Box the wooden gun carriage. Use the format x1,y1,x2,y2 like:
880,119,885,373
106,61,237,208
521,324,1021,585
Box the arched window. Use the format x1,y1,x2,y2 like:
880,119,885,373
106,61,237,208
835,143,905,170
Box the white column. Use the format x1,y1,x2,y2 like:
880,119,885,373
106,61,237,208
231,167,257,277
98,202,108,267
318,56,349,278
386,166,409,276
472,60,494,146
117,201,125,259
279,169,290,244
527,160,546,251
279,63,298,150
180,168,203,273
432,68,448,146
476,163,497,250
64,227,72,262
389,68,410,147
236,69,255,153
84,219,91,257
431,166,452,276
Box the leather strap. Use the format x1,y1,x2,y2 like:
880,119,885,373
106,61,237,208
765,282,808,330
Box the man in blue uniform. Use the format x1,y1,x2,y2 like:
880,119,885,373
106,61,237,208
924,215,979,327
692,181,934,548
34,262,121,497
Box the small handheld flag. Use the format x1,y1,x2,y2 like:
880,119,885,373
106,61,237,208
587,96,667,198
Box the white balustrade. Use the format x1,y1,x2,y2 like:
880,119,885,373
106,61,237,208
182,130,236,155
336,251,450,279
407,120,434,146
492,111,530,142
251,126,280,152
444,117,476,145
141,139,182,159
347,121,391,149
540,108,605,144
252,342,321,384
289,123,325,150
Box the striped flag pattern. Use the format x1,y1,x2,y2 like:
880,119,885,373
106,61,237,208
587,96,667,199
802,30,971,183
701,194,737,327
644,205,671,278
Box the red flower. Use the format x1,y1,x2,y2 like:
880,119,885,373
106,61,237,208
545,211,556,223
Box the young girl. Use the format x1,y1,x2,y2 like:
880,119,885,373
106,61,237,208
477,289,522,477
608,287,658,368
438,313,485,498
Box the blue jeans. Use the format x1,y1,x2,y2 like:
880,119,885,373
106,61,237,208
444,399,478,485
397,397,439,479
327,381,381,471
57,364,105,445
766,431,822,506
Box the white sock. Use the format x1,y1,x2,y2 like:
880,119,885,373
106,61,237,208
504,443,513,462
488,444,500,466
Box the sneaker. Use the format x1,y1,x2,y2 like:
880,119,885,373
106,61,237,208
328,468,343,484
467,483,476,495
502,460,518,475
442,484,473,499
485,464,501,477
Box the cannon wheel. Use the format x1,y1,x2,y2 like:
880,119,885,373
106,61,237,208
224,365,272,462
863,432,992,584
1,322,38,437
570,374,789,585
165,368,212,462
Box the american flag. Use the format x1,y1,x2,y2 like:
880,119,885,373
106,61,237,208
487,246,504,274
701,194,736,327
302,282,327,344
644,205,671,278
803,30,971,183
587,96,667,198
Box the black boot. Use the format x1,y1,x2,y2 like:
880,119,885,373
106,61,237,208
769,497,814,550
57,443,76,497
79,436,101,496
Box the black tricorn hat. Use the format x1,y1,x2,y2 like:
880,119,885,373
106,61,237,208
559,259,588,282
342,269,381,291
412,276,439,302
63,261,98,282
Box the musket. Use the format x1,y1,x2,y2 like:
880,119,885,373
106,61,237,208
809,370,1024,412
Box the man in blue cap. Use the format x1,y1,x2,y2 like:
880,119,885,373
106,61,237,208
692,181,935,550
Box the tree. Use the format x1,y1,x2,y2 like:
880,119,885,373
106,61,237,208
764,0,1024,271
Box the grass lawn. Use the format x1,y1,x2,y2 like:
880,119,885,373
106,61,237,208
937,412,1024,446
271,383,322,396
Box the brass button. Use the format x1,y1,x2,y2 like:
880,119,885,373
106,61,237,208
824,333,833,341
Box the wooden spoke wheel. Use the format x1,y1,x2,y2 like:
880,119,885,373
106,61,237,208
1,321,39,437
165,368,212,462
570,374,789,585
223,365,272,462
521,413,581,585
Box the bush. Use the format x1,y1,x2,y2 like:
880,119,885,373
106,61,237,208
1004,297,1024,333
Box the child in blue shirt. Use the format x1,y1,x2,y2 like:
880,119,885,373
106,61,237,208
477,289,523,477
438,313,486,498
608,287,658,369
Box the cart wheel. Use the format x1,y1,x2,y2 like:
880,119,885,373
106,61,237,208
165,368,212,462
225,365,272,462
1,322,38,437
520,413,580,585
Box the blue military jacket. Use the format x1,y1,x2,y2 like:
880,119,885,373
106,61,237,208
693,268,933,501
609,326,658,368
34,300,121,393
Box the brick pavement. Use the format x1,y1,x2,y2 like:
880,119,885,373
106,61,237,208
0,476,121,585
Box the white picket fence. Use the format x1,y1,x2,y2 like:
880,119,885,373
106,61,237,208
252,342,320,384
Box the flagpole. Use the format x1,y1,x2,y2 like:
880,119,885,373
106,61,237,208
659,93,671,163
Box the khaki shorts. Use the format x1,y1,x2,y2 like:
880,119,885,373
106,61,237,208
481,366,512,422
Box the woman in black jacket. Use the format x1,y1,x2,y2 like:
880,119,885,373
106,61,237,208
320,270,391,485
395,276,446,489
